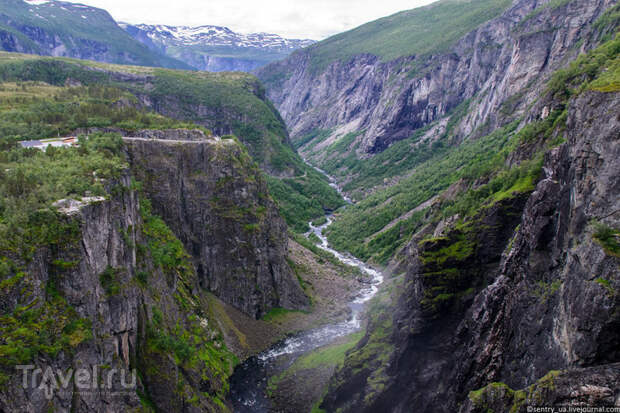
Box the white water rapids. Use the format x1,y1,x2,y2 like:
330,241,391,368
229,167,383,412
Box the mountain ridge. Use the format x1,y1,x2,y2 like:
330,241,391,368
120,22,315,72
0,0,191,68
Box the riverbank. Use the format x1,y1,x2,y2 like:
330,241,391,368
228,211,384,412
211,238,367,361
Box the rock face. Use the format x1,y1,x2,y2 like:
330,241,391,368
0,171,230,412
0,131,307,412
257,2,619,409
464,363,620,412
0,174,141,412
125,130,308,318
172,53,267,73
258,0,614,156
321,90,620,412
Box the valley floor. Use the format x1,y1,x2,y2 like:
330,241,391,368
213,239,366,361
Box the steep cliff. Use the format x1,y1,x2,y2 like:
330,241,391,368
125,130,308,318
0,51,343,231
0,127,310,411
320,33,620,413
0,134,230,411
258,0,614,171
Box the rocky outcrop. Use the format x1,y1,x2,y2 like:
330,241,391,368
321,89,620,412
0,130,307,411
464,363,620,412
259,0,614,157
124,130,308,318
0,170,233,412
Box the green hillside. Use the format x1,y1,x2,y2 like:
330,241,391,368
306,0,511,69
261,0,512,89
0,52,343,231
0,0,189,69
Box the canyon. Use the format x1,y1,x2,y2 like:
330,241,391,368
0,0,618,412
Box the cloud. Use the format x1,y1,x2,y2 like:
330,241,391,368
76,0,435,39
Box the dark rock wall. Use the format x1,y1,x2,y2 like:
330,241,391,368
1,174,144,412
0,131,307,411
125,131,308,318
322,90,620,413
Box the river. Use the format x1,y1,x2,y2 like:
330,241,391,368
229,168,384,412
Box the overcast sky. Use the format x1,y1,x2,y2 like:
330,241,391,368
76,0,435,39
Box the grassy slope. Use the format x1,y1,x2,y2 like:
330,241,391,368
261,0,512,89
0,52,343,231
305,0,511,70
0,0,189,69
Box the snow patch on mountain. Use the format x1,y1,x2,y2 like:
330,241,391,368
121,23,315,52
23,0,51,5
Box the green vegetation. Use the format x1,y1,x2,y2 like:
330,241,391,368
142,67,343,231
440,154,542,219
342,281,397,406
0,133,126,262
267,331,363,398
594,278,615,296
532,280,562,303
136,199,237,408
469,370,561,413
290,232,363,278
0,297,92,382
324,31,620,264
593,3,620,42
416,217,496,316
293,128,333,150
267,171,344,232
99,266,123,296
518,0,573,27
311,101,471,197
592,222,620,258
324,120,523,262
0,54,248,407
547,32,620,98
0,133,126,382
469,381,527,413
144,307,236,405
148,68,287,166
140,199,194,279
288,332,364,371
261,307,307,322
311,405,327,413
266,0,511,79
323,115,543,265
0,80,205,149
0,53,342,232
